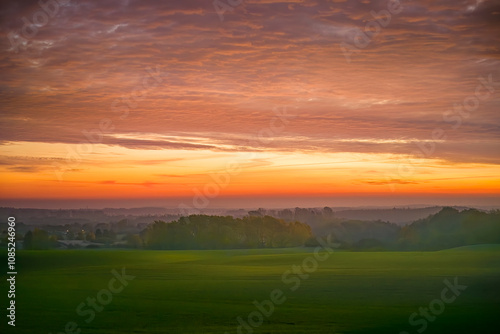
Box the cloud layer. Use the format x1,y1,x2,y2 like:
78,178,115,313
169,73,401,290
0,0,499,202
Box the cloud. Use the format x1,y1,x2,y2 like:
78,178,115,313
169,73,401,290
0,155,65,173
0,0,499,177
7,165,41,173
361,179,421,185
97,180,161,187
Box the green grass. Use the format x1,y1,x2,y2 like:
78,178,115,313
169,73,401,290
1,247,500,333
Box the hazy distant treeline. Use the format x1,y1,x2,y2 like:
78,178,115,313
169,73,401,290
8,207,500,251
314,207,500,250
398,207,500,250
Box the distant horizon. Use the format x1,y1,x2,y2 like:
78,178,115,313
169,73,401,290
2,195,499,210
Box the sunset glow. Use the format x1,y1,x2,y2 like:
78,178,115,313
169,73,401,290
1,0,499,208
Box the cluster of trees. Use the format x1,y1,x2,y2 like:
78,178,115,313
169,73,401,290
141,215,313,250
314,208,500,251
398,207,500,250
23,229,58,250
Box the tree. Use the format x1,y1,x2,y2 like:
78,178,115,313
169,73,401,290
24,231,33,250
23,229,56,250
95,229,103,239
126,234,143,248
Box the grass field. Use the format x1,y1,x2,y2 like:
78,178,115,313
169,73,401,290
2,246,500,334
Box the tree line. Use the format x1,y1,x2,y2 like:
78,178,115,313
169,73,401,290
141,215,313,249
398,207,500,250
315,207,500,250
11,208,500,251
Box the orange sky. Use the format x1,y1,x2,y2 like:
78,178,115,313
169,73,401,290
0,0,499,209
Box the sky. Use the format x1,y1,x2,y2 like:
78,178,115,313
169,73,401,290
0,0,499,209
